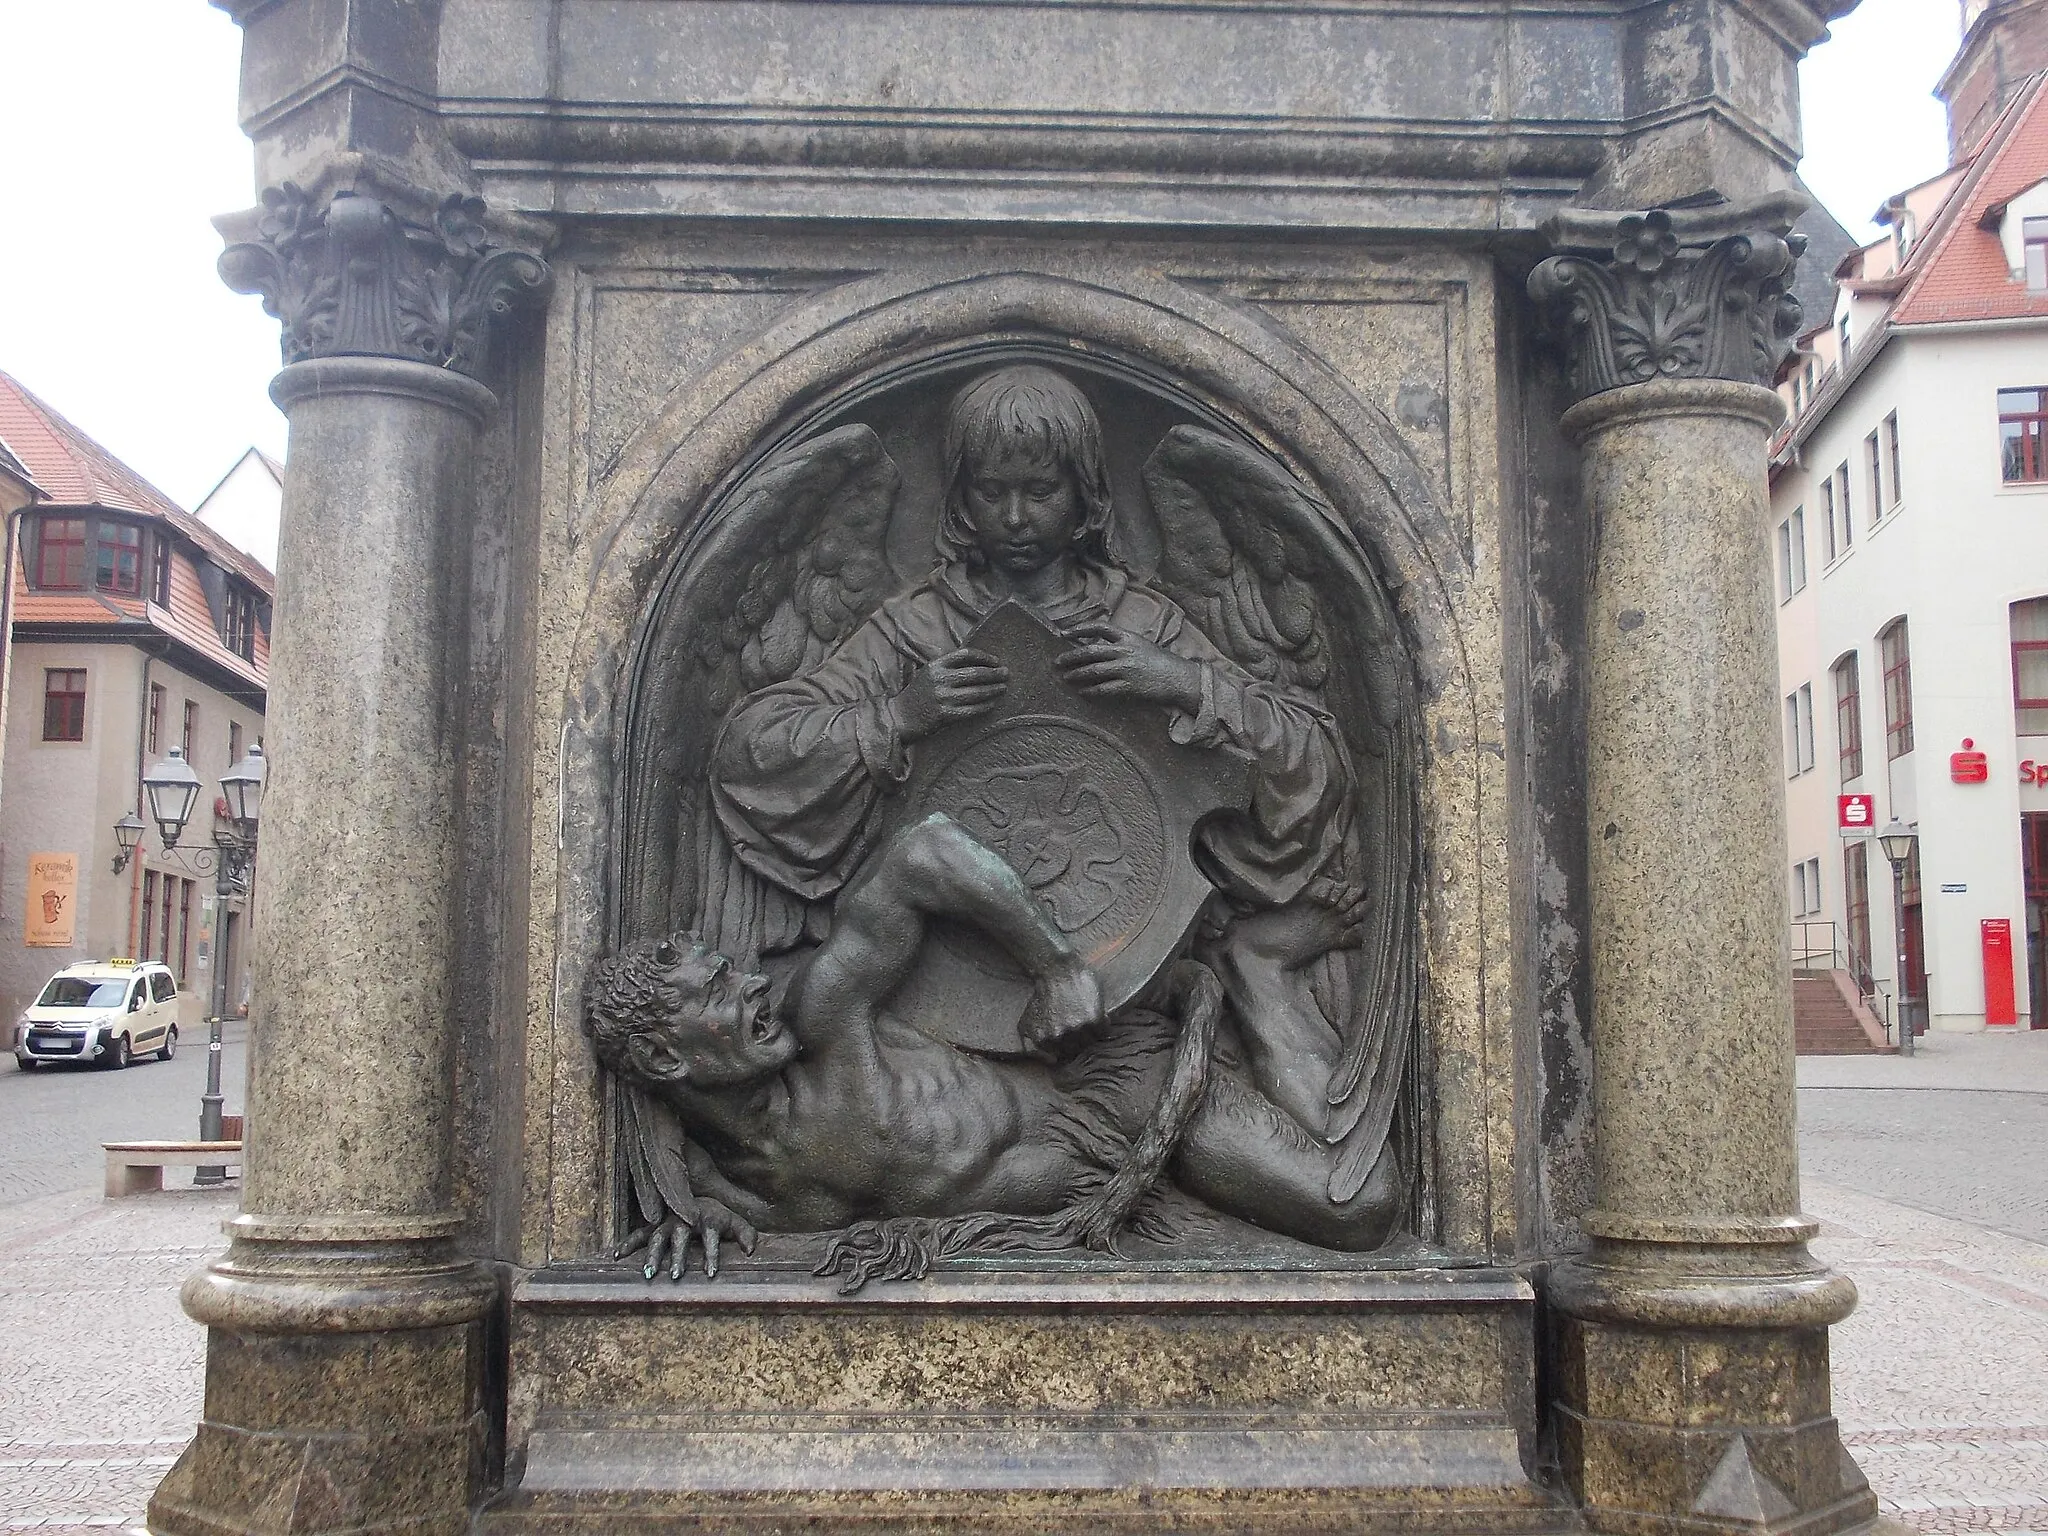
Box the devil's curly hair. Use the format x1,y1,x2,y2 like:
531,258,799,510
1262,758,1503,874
584,934,725,1078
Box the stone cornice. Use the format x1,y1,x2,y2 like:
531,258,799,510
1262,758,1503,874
1527,198,1810,402
218,183,550,378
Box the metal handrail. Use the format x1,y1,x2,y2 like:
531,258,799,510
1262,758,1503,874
1790,920,1840,973
1792,919,1888,1039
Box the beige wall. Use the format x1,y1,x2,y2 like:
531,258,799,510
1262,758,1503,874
1,640,265,1034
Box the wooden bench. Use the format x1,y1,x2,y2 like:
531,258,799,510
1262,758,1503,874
104,1139,243,1196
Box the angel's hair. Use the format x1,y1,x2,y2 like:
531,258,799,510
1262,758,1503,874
585,934,727,1077
936,365,1118,569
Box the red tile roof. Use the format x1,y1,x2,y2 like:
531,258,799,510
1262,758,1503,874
0,372,273,593
1,371,270,691
1892,71,2048,328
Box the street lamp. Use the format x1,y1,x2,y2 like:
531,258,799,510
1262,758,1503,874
142,746,204,849
1877,817,1919,1058
110,811,144,874
139,742,264,1181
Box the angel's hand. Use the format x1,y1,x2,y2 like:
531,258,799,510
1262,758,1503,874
891,648,1009,741
1019,959,1105,1057
617,1199,760,1281
1057,624,1202,712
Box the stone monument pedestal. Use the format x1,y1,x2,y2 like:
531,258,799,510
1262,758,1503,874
161,1,1892,1533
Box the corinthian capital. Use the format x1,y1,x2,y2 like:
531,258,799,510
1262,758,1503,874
1527,195,1808,402
219,184,550,378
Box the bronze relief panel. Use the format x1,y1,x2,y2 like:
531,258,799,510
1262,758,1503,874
596,350,1431,1287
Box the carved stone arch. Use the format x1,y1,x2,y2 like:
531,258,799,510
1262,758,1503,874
551,264,1504,1258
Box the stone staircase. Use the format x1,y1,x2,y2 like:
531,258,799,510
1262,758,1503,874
1793,972,1891,1055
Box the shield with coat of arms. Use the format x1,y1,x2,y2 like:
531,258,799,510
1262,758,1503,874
882,600,1251,1056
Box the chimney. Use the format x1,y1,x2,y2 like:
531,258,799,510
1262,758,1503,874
1939,0,2048,161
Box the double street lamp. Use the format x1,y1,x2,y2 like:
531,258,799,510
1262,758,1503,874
1877,817,1920,1058
131,742,266,1178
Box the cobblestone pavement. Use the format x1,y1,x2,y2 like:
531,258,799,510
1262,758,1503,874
1801,1029,2048,1534
1800,1029,2048,1245
1,1031,2042,1531
0,1022,246,1211
0,1185,223,1532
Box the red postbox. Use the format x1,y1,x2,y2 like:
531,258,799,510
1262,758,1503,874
1982,918,2018,1026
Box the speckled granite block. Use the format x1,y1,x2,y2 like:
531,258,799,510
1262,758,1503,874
481,1265,1572,1533
147,1325,490,1536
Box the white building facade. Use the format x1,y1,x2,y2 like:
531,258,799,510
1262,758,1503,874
1772,40,2048,1035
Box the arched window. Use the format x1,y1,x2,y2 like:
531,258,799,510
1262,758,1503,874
1832,652,1863,781
1878,619,1914,760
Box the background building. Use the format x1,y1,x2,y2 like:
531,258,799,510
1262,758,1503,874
0,371,272,1036
1772,6,2048,1037
194,445,281,572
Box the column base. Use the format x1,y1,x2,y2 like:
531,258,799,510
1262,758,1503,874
148,1222,498,1536
1548,1231,1877,1536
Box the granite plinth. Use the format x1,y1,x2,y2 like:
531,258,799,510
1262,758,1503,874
482,1264,1569,1534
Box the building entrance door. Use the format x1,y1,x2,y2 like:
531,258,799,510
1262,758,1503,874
2023,814,2048,1027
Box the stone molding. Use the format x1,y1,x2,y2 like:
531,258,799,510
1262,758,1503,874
269,353,502,421
1528,196,1809,402
182,1239,497,1335
1557,375,1788,446
219,182,549,378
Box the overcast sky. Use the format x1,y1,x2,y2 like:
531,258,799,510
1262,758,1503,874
0,0,1965,516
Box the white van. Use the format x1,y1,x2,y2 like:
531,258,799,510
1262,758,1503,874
14,959,180,1070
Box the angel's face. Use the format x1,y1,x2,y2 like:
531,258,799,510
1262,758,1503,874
960,437,1081,579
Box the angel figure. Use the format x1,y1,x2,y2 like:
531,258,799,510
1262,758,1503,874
621,362,1420,1274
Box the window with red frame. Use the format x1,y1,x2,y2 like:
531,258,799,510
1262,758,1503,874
1833,652,1864,780
42,669,86,741
96,521,142,595
2013,598,2048,735
1844,841,1873,995
33,517,87,589
223,586,258,661
1880,618,1914,760
2003,387,2048,484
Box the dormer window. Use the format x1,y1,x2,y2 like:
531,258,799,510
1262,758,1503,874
223,584,258,661
96,521,142,595
32,517,87,588
2026,217,2048,292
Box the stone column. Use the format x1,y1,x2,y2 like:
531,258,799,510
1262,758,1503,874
149,184,546,1536
1529,202,1880,1535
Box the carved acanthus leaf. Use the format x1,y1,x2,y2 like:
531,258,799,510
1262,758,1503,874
1528,202,1808,401
219,184,549,377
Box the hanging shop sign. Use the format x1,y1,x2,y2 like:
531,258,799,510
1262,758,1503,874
25,853,78,948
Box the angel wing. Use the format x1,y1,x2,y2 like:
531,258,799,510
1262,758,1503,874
622,422,903,959
1143,425,1425,1214
614,423,901,1248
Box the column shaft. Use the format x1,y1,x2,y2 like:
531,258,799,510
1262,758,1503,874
150,357,501,1536
1575,379,1799,1236
243,356,492,1225
1548,378,1872,1535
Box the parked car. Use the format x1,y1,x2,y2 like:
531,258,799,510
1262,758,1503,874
14,959,179,1070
